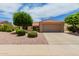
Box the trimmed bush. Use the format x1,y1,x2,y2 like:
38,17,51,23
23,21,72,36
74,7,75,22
16,29,26,36
6,29,13,32
16,28,20,34
27,31,38,38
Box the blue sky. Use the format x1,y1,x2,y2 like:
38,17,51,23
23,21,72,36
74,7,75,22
0,3,79,22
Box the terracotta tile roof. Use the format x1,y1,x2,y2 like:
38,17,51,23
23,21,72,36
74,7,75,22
0,21,8,24
0,21,4,24
32,22,39,26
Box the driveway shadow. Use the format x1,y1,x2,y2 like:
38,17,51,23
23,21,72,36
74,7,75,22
66,32,79,36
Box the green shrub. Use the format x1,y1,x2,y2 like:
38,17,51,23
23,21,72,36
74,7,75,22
6,29,12,32
0,25,5,31
0,26,2,31
16,28,20,33
67,26,76,33
16,29,26,36
27,31,38,38
0,24,14,32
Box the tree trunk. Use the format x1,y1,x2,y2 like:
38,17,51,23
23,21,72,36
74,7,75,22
22,25,27,30
20,26,22,29
72,24,77,33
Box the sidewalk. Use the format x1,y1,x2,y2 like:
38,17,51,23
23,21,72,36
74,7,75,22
0,45,79,56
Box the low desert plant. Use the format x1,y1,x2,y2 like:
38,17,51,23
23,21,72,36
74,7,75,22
6,29,13,32
0,24,14,32
16,29,26,36
27,31,38,38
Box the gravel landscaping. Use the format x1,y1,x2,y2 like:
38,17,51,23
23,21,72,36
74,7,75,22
0,32,48,44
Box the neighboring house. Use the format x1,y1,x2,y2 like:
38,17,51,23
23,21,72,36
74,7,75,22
0,21,11,25
32,22,39,28
0,21,5,25
32,22,39,32
33,20,64,32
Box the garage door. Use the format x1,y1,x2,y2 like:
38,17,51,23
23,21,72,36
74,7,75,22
42,24,64,32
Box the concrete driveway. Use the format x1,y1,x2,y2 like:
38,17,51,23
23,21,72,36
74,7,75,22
43,33,79,45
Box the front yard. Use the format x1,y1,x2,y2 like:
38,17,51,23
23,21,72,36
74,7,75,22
0,32,48,44
0,32,79,45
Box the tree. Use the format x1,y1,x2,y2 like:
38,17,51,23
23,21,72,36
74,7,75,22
13,12,33,29
65,12,79,32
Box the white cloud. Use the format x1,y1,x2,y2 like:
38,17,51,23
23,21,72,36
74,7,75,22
22,3,79,19
33,18,41,22
0,3,22,20
0,3,21,12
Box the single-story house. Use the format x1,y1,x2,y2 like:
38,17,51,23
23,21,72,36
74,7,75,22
0,21,11,25
0,21,7,25
33,20,64,32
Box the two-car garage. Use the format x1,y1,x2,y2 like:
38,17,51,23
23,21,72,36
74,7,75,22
39,20,64,32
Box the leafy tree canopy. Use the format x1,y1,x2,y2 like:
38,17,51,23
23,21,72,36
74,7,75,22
13,12,33,27
65,12,79,25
